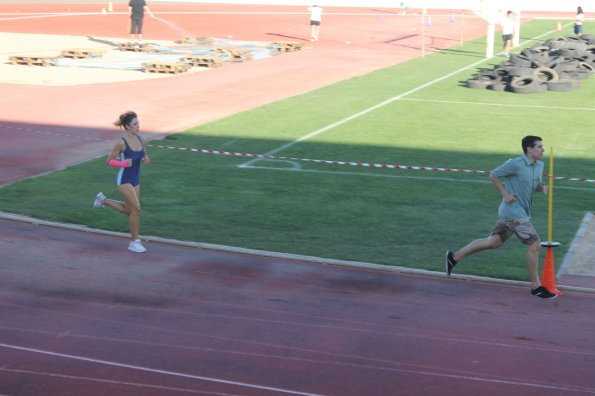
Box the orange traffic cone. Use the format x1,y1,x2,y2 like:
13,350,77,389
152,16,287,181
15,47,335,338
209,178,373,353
556,21,562,31
541,247,563,296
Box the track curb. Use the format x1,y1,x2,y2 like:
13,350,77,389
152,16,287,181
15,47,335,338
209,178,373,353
2,211,594,295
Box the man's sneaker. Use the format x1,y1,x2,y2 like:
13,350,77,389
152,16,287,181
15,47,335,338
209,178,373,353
531,286,557,299
445,250,457,276
93,192,106,208
128,239,147,253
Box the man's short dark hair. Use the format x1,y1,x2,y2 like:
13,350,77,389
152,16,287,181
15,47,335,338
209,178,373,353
522,135,542,154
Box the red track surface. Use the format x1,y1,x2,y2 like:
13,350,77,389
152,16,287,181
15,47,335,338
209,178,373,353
2,218,595,396
1,4,595,395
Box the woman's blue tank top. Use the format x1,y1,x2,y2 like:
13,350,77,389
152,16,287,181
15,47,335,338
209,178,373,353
116,136,145,187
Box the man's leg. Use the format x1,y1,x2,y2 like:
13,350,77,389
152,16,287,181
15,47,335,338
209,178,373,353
526,239,542,289
446,234,502,276
453,234,502,262
503,39,511,55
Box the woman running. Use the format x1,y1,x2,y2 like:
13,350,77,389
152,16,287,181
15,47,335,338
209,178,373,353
93,111,151,253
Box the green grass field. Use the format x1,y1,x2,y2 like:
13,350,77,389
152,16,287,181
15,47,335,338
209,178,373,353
1,19,593,280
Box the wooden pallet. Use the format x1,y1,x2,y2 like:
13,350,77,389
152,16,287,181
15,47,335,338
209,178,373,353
9,55,57,67
230,50,253,62
142,61,190,74
273,42,304,53
176,36,213,44
182,55,224,68
60,48,108,59
212,47,253,62
117,42,153,52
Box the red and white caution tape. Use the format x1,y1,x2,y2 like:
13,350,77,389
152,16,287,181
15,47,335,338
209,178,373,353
148,144,595,184
4,122,592,183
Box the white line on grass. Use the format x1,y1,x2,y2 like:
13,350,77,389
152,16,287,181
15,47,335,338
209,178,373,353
0,343,323,396
239,25,565,169
238,59,491,168
244,165,595,192
399,98,595,111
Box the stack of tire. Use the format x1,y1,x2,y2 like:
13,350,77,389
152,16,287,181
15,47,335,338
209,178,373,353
467,35,595,93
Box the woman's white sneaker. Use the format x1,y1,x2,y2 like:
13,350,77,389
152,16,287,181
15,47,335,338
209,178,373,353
93,192,106,208
128,239,147,253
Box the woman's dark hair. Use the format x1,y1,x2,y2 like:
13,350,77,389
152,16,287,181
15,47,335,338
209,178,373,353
578,6,584,14
114,111,138,130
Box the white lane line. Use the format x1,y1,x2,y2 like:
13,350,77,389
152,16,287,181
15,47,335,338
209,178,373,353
0,343,324,396
0,367,238,395
1,342,594,394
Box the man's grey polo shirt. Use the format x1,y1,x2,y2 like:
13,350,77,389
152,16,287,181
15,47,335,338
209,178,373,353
490,154,543,220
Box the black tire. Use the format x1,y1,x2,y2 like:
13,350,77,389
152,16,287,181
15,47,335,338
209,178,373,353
546,56,564,69
510,76,543,93
507,66,534,77
533,67,559,82
574,54,594,63
492,67,511,77
546,80,576,92
546,39,566,50
557,60,580,72
474,70,499,78
509,54,532,67
562,71,591,80
559,41,588,51
521,48,538,59
488,80,508,91
577,62,594,72
530,44,550,53
534,52,550,62
558,48,578,58
467,79,492,89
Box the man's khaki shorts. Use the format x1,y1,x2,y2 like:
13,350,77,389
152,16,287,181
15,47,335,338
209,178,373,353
490,218,540,245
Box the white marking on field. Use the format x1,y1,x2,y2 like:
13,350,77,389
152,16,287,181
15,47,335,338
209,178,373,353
241,166,595,192
398,98,595,111
238,26,566,169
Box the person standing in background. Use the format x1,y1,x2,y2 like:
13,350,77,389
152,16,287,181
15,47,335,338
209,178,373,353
575,6,585,37
128,0,155,43
500,10,515,59
308,5,322,41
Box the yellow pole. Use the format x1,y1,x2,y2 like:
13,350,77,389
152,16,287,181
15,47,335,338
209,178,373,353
547,146,554,243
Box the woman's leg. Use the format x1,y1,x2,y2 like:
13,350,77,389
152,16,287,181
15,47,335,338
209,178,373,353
117,183,141,240
102,197,129,214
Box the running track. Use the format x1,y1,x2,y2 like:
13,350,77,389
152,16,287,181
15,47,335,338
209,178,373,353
1,3,595,395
